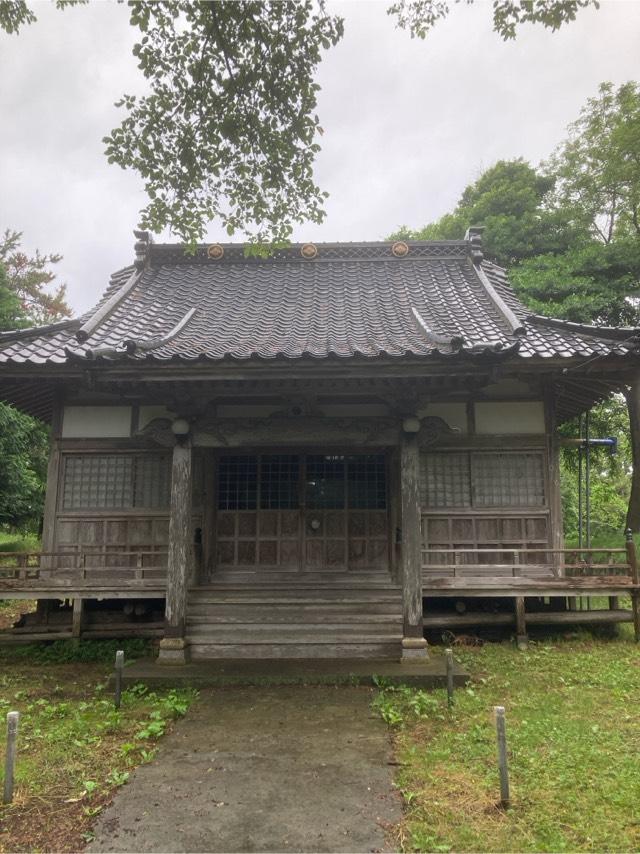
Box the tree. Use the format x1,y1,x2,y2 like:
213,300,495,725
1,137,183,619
510,237,640,325
546,82,640,244
0,258,21,330
0,402,47,530
391,159,574,267
0,229,71,325
0,233,68,530
0,0,600,244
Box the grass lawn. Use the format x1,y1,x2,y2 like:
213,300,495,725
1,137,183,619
375,627,640,853
0,642,196,853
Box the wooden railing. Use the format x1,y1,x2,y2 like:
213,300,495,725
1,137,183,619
421,547,632,579
0,550,168,588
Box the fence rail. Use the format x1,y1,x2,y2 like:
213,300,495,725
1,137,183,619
0,550,169,586
421,547,632,579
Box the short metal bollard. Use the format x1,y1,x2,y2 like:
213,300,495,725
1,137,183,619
445,648,455,707
114,650,125,710
494,705,510,807
3,711,19,804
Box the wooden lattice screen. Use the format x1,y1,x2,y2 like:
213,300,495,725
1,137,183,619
62,453,172,510
420,451,546,509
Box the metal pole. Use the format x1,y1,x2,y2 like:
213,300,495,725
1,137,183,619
494,706,510,808
114,650,124,710
578,444,583,550
3,711,19,804
445,648,454,707
585,410,591,551
585,410,592,610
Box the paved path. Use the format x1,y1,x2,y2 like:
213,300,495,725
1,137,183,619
89,686,401,853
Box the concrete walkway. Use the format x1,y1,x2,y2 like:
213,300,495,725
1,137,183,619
89,686,402,853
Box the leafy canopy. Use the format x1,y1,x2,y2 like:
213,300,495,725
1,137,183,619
388,0,598,40
1,229,71,325
0,0,599,244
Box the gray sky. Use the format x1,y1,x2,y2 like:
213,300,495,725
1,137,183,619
1,0,639,314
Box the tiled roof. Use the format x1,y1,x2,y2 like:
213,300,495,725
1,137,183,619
1,237,639,366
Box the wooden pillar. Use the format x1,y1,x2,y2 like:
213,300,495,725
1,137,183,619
625,378,640,532
400,431,428,660
72,598,84,638
40,394,64,574
625,528,640,642
544,380,564,576
158,438,193,664
515,597,528,650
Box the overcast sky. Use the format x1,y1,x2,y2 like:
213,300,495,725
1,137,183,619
1,0,639,314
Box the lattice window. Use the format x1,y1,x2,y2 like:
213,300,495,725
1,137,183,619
218,455,258,510
62,454,172,510
347,455,387,509
134,455,172,509
420,451,545,509
420,453,471,508
260,455,299,509
472,453,545,507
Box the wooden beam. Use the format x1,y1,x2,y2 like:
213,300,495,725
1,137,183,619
544,380,564,576
40,393,63,570
514,597,528,650
72,598,84,638
400,432,427,659
159,438,193,664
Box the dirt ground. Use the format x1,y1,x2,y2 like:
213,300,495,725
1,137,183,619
88,685,402,853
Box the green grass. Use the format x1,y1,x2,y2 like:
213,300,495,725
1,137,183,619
0,531,40,553
0,655,197,852
374,628,640,852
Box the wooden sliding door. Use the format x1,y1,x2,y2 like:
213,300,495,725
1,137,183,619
214,452,388,571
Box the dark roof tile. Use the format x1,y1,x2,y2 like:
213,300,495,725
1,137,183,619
1,241,638,366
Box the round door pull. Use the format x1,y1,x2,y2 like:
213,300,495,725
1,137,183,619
310,518,321,530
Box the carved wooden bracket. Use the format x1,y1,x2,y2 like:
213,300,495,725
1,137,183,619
138,413,457,449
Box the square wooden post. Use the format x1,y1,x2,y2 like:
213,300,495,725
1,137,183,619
72,598,84,638
625,529,640,642
400,431,428,660
158,438,193,664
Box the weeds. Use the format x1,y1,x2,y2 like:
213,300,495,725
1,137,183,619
0,663,197,853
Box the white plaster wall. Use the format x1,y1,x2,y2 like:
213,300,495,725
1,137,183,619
62,406,132,438
418,402,468,433
475,401,545,434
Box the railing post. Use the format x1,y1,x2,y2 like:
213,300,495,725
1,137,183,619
625,528,640,642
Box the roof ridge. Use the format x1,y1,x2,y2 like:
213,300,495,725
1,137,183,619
0,317,81,343
527,314,640,343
